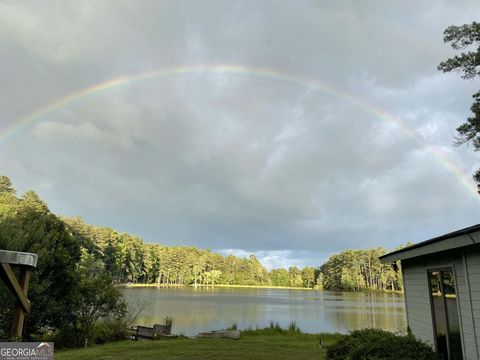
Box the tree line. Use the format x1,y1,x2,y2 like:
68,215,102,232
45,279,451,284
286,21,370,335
62,213,404,292
320,249,403,292
63,216,318,288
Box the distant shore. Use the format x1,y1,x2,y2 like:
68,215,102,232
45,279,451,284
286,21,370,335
116,283,403,294
116,283,320,291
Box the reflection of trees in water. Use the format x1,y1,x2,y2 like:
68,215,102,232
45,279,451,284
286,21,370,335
326,292,406,332
132,288,263,331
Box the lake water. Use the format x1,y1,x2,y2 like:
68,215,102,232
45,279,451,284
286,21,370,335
121,287,406,336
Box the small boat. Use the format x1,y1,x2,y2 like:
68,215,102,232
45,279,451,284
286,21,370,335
131,324,176,340
198,329,240,340
135,325,156,340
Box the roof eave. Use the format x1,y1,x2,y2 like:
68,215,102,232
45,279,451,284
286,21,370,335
380,230,480,264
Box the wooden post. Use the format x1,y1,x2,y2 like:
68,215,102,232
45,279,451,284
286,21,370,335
0,250,37,339
11,268,31,337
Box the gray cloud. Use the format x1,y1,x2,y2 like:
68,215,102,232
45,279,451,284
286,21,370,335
1,0,480,268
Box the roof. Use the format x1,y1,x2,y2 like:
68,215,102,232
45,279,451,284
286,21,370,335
0,250,38,267
379,223,480,263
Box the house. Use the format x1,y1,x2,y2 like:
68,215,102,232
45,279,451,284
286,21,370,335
380,224,480,360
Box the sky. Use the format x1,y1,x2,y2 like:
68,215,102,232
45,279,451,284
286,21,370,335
1,0,480,269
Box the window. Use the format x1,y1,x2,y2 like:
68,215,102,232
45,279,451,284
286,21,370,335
428,269,463,360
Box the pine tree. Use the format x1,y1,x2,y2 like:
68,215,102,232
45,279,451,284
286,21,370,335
0,176,15,194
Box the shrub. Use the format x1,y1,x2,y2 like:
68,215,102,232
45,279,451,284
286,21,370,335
91,317,130,345
165,316,174,332
327,329,439,360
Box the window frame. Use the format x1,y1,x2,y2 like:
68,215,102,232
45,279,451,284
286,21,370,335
426,266,463,360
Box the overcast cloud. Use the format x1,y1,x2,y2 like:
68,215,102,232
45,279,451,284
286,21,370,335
1,0,480,268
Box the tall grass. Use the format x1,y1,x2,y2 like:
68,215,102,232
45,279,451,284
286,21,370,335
241,321,302,336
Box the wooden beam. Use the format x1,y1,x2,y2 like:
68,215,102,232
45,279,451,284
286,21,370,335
11,268,31,337
0,251,36,338
0,263,30,313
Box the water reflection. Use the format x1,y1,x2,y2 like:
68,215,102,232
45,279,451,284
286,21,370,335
121,287,406,336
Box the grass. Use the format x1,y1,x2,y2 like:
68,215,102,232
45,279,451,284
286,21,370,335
56,329,342,360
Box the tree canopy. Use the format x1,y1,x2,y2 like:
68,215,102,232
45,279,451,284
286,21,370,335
0,176,15,194
438,21,480,191
62,216,402,292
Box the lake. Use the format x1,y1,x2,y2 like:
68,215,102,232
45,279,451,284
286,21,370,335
121,287,406,336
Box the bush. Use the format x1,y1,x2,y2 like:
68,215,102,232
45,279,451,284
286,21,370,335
91,317,130,345
327,329,439,360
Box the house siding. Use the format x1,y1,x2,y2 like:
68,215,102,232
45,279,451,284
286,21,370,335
402,245,480,360
466,247,480,359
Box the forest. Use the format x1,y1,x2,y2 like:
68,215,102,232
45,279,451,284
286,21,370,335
64,216,403,291
0,176,402,345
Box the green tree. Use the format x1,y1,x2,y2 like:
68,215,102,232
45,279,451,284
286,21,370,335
0,191,82,338
438,21,480,191
21,191,49,213
316,272,324,289
288,266,303,287
0,179,127,347
0,176,15,194
301,267,316,288
270,269,290,287
65,273,126,347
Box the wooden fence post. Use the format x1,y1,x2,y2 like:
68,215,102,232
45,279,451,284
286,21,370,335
11,268,31,337
0,250,37,339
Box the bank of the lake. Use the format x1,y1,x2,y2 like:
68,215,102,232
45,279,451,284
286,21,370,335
120,282,403,294
56,328,440,360
120,283,317,290
57,330,342,360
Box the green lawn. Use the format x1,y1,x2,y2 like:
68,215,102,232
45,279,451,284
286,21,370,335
56,330,341,360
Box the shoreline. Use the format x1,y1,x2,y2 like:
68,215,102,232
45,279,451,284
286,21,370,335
116,283,319,290
116,283,402,293
192,284,318,290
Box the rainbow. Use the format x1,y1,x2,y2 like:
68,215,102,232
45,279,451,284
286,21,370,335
2,64,478,200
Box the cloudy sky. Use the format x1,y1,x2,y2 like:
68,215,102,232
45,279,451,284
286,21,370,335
1,1,479,269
